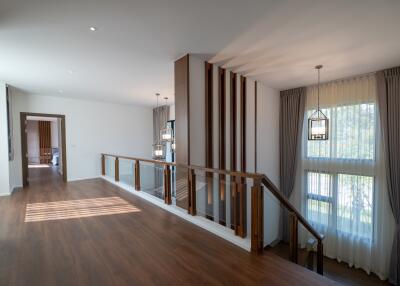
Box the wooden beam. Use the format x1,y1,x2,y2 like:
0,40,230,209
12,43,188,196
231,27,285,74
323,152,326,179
205,62,214,220
254,81,257,172
230,72,237,229
218,67,226,225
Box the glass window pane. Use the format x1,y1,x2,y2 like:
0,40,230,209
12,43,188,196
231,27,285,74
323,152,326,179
336,103,375,160
337,174,373,239
307,199,331,226
307,172,332,198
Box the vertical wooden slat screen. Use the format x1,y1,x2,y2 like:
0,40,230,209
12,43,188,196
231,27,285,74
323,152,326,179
205,62,214,220
239,75,247,237
254,81,258,172
240,76,246,175
38,121,51,164
174,54,190,210
230,72,237,229
218,67,226,225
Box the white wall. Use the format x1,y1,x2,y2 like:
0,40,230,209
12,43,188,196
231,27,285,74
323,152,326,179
51,120,59,148
0,83,10,195
8,90,153,190
257,83,281,245
26,120,40,164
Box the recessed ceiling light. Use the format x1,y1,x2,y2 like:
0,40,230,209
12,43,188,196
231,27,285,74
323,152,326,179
58,89,63,93
90,26,97,31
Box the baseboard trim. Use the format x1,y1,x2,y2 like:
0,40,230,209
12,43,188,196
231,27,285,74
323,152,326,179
101,176,251,252
68,176,100,182
11,185,23,194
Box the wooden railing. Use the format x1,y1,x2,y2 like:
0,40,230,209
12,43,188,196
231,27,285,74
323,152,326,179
261,175,325,274
101,153,324,275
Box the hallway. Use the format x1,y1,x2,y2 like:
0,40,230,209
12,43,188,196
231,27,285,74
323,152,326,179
0,178,335,286
28,165,62,185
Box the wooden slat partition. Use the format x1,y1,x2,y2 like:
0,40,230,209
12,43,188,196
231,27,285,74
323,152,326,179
218,67,226,225
230,72,237,229
205,62,214,220
38,121,52,164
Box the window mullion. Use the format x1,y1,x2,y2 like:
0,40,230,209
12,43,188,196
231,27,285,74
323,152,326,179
332,173,338,231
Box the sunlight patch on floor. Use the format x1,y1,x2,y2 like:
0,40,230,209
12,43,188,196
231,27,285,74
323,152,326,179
25,196,140,222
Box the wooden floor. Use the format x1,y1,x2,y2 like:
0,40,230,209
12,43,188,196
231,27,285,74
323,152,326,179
269,243,390,286
0,175,338,286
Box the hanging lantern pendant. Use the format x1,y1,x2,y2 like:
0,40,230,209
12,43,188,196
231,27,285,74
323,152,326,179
160,97,174,143
152,93,166,160
308,65,329,141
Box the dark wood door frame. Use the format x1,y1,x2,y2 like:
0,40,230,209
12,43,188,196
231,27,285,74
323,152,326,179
20,112,67,187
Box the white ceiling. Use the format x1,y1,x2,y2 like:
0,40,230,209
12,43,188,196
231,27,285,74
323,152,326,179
1,0,400,106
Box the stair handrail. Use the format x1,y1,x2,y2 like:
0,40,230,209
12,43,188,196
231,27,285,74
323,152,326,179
261,175,324,242
261,174,324,274
101,153,324,274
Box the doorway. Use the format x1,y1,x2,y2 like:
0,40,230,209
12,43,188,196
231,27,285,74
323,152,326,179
20,113,67,186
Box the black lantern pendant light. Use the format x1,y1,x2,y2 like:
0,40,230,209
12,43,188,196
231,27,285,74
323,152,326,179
160,97,174,143
308,65,329,140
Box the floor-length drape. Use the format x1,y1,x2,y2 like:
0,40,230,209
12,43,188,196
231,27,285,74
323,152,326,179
279,87,306,241
377,67,400,285
293,74,395,280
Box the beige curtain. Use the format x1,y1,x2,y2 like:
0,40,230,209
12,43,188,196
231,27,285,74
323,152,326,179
377,67,400,285
279,87,306,241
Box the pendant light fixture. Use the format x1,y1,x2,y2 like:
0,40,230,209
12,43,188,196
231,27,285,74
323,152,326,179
152,93,166,160
308,65,329,140
171,140,176,153
160,97,174,143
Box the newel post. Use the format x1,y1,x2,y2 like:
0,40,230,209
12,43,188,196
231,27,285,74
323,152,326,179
251,176,263,253
115,157,119,182
317,239,324,275
134,160,141,191
289,212,299,263
188,169,196,215
101,154,105,176
164,165,172,205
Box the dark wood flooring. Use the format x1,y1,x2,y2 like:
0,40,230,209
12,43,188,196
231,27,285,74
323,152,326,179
0,175,338,286
269,242,391,286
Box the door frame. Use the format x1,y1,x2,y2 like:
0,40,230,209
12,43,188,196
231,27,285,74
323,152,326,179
20,112,67,187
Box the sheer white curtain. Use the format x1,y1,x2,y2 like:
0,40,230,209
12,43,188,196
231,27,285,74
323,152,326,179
292,74,395,279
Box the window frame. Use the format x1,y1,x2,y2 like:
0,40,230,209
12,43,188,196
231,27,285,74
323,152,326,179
304,101,378,241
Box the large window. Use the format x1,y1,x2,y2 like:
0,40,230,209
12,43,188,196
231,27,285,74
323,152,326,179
305,101,376,241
